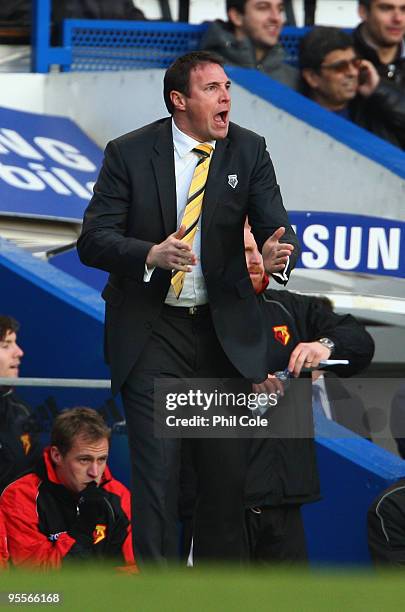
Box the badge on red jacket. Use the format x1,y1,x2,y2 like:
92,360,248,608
93,524,107,545
20,433,31,455
272,325,291,346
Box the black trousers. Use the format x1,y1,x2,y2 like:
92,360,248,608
122,306,249,565
246,505,307,564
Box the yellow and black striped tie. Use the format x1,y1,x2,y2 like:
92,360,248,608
171,143,213,298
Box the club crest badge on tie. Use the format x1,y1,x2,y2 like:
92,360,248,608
228,174,238,189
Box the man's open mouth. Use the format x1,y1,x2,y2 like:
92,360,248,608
214,111,228,125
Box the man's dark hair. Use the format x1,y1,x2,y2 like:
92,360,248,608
0,315,19,342
51,407,111,456
163,51,224,114
226,0,247,12
299,26,354,71
358,0,372,8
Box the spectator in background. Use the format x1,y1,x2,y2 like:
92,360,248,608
0,315,41,493
200,0,299,89
354,0,405,89
0,407,136,570
299,26,405,150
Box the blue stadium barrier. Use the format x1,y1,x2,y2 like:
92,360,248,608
60,22,310,73
62,20,208,72
32,0,310,72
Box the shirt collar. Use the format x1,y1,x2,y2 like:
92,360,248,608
172,118,216,158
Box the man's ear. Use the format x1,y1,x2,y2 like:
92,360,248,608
50,445,62,466
170,90,187,112
228,7,244,29
302,68,321,90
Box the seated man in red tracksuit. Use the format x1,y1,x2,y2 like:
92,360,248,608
0,407,136,570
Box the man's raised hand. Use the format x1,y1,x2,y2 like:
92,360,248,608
146,225,197,271
262,227,294,275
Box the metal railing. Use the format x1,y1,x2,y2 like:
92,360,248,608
0,377,125,434
31,0,309,73
0,377,111,388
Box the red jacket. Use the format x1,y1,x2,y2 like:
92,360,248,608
0,448,136,570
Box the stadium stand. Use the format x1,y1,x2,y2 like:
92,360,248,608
0,0,404,565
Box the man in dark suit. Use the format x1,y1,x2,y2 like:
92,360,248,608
77,51,299,564
181,227,374,564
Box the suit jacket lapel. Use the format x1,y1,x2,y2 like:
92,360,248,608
202,137,230,236
151,120,177,237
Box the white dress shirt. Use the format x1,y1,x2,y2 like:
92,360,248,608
144,119,215,307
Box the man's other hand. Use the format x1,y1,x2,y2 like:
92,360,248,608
253,374,285,398
357,59,380,97
68,482,110,548
262,227,294,275
288,341,332,378
75,482,110,533
146,225,197,271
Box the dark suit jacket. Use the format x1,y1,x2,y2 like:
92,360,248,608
77,118,299,394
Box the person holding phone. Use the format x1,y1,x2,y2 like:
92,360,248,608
299,26,405,149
